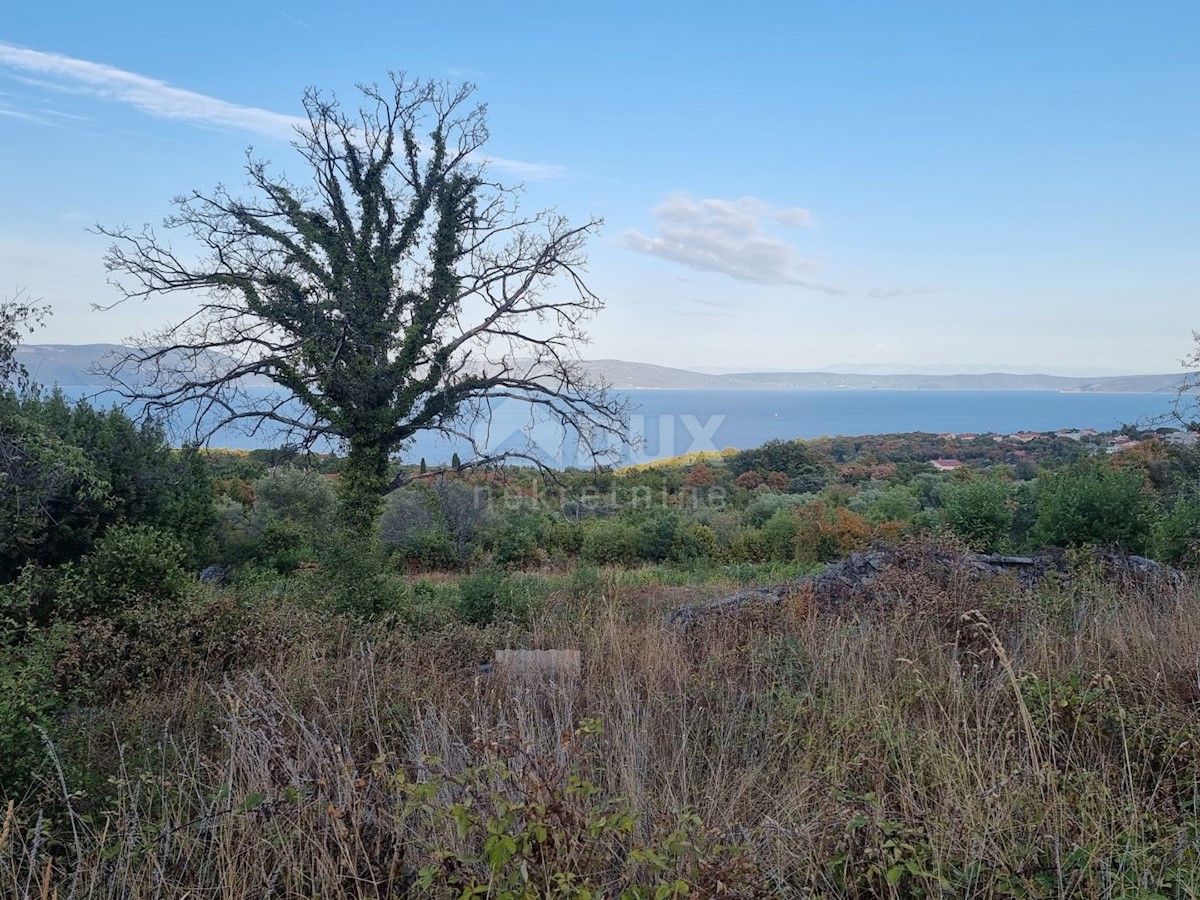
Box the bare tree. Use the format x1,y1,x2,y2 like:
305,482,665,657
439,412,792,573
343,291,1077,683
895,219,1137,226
97,76,629,527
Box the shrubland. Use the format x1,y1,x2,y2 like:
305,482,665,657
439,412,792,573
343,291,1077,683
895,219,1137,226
4,382,1200,896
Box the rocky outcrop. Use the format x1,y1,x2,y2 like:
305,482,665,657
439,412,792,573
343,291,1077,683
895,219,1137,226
663,544,1184,631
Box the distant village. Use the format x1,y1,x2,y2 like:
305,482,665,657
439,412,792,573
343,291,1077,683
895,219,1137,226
926,426,1197,472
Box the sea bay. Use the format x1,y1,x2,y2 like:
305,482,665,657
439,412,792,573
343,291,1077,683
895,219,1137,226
59,387,1182,465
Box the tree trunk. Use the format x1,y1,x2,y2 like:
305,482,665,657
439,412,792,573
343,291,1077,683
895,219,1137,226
339,440,389,532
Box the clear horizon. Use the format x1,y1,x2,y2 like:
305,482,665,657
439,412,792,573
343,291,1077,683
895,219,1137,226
2,2,1197,374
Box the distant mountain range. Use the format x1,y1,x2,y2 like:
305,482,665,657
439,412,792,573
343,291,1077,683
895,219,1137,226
13,345,1187,394
580,359,1185,394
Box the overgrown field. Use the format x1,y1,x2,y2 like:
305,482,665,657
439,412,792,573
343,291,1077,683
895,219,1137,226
2,548,1199,898
6,387,1200,895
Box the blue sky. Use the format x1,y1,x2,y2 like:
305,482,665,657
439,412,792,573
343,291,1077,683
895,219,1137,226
1,1,1196,374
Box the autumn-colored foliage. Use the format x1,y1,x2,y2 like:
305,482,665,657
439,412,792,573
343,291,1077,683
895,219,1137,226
793,500,873,563
837,462,898,484
213,477,255,507
765,471,790,491
682,462,718,489
791,500,907,563
734,471,764,490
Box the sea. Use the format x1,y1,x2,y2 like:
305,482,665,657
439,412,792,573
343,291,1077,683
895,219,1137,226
60,386,1182,467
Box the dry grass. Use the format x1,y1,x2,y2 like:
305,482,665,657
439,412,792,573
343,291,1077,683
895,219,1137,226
2,556,1199,897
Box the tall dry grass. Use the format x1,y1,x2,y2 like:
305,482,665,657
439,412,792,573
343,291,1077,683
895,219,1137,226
2,552,1198,897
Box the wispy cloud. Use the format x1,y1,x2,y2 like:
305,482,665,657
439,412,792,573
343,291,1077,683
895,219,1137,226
484,155,567,181
866,286,937,299
0,42,567,180
39,107,94,123
621,194,842,293
0,41,304,138
0,105,45,123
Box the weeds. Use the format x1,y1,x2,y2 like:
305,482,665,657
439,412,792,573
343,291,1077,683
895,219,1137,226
1,549,1199,896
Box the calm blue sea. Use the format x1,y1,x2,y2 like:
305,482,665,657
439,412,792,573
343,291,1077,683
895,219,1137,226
60,387,1180,466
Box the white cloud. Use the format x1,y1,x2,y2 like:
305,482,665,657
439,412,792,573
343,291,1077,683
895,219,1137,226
0,42,564,180
0,106,44,122
0,41,304,138
483,155,568,182
772,207,814,227
620,194,841,293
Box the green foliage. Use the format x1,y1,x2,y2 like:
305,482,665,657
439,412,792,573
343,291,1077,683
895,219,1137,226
634,508,679,562
252,466,337,530
0,391,215,579
457,570,528,626
941,477,1015,552
0,394,108,580
74,524,189,617
214,466,337,571
729,438,832,493
315,530,396,617
1150,496,1200,566
0,630,64,798
489,512,551,569
744,492,809,528
378,486,453,568
847,484,921,525
760,508,799,561
580,518,645,566
670,520,718,563
1032,460,1153,552
3,524,192,629
399,719,761,897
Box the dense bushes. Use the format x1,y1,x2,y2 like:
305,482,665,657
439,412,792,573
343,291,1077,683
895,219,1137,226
729,438,832,494
941,477,1016,552
0,390,215,579
1032,460,1153,552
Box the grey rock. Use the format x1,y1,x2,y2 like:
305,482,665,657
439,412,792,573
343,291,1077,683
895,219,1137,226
199,564,232,585
663,545,1184,631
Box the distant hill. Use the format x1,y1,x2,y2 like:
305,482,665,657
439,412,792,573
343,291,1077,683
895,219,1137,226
14,344,274,388
585,359,1185,393
13,345,1187,394
13,344,126,387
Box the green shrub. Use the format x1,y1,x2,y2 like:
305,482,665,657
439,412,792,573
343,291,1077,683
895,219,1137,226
316,530,397,617
580,518,645,566
212,496,258,565
1150,496,1200,566
397,528,459,570
398,578,461,630
258,517,316,573
400,719,762,896
941,478,1015,552
635,509,679,562
378,486,438,550
1031,461,1153,552
251,466,337,527
760,508,799,561
457,570,528,626
490,513,550,569
848,484,921,525
72,524,189,618
744,493,809,529
726,529,769,563
670,521,718,563
0,632,63,798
